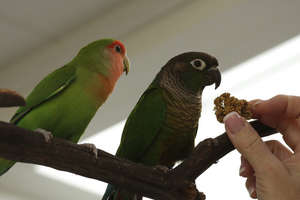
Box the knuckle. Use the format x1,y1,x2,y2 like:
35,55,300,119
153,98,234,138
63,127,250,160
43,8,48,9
258,162,282,177
273,94,286,101
243,136,261,155
265,140,281,148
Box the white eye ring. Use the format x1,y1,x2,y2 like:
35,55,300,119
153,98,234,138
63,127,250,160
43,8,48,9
190,59,206,71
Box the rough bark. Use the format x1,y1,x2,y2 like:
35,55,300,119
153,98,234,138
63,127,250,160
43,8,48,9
0,89,26,107
0,89,278,199
0,120,277,200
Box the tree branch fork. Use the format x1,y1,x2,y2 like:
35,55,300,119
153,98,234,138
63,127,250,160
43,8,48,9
0,120,276,200
0,89,277,199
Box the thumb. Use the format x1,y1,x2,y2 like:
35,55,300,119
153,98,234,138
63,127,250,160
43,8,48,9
224,112,281,174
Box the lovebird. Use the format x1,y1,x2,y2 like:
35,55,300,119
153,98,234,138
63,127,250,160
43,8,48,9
102,52,221,200
0,38,130,176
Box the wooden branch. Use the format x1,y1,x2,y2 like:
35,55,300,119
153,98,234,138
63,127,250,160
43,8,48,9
0,89,26,107
0,120,277,200
0,121,175,200
170,120,277,182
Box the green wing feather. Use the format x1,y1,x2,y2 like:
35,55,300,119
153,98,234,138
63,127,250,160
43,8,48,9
11,64,76,124
116,84,166,162
0,64,77,176
103,84,166,200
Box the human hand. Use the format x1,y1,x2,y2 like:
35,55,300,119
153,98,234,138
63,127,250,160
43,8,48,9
223,95,300,200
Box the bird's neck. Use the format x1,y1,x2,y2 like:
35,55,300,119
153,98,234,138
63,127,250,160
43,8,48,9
159,69,203,101
76,65,121,107
159,69,202,131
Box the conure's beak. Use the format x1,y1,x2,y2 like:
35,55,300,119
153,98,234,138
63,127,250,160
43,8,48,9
207,67,221,89
123,55,130,75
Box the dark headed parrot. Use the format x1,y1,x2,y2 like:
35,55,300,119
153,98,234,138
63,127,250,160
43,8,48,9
102,52,221,200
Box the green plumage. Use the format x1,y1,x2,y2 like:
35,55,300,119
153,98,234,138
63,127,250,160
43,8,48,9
0,38,128,176
102,52,221,200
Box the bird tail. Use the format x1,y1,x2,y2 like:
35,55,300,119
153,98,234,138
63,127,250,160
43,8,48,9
0,158,15,176
102,184,136,200
102,184,115,200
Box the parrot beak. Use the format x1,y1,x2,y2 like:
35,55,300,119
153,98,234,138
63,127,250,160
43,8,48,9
207,67,221,89
123,55,130,75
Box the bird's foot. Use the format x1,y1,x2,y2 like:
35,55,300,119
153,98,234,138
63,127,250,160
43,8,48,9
183,183,205,200
34,128,53,143
153,165,170,173
79,143,98,158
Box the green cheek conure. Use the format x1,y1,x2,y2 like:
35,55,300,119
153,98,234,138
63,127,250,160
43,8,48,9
102,52,221,200
0,38,130,176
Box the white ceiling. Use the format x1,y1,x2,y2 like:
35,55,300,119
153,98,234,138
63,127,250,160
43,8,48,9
0,0,188,68
0,0,122,67
0,0,300,199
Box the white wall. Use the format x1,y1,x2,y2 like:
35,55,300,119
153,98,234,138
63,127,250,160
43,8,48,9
1,0,300,199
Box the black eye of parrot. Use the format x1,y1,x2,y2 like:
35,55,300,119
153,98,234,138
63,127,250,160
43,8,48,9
190,59,206,71
115,45,122,53
193,60,202,67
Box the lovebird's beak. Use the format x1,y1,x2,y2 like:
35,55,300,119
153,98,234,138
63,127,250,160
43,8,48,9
123,55,130,75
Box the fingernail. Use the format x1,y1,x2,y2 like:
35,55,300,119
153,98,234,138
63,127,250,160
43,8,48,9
247,186,256,198
239,166,246,176
223,112,245,134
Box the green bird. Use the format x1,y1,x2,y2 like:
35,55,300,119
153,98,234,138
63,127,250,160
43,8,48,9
102,52,221,200
0,39,130,176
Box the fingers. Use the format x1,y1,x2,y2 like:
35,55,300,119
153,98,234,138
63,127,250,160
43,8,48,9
265,140,293,160
240,156,253,177
245,175,257,198
251,95,300,120
240,140,292,177
224,112,286,175
225,106,300,199
240,140,293,198
250,95,300,152
250,95,300,129
281,119,300,152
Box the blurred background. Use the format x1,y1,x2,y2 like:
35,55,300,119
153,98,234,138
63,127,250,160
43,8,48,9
0,0,300,199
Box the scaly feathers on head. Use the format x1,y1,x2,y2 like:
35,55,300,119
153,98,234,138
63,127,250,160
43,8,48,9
160,51,221,94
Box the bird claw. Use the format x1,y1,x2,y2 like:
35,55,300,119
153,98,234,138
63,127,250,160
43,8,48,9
34,128,53,143
80,143,98,158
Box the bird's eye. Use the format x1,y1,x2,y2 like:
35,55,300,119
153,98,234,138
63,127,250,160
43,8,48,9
115,45,121,53
190,59,206,71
